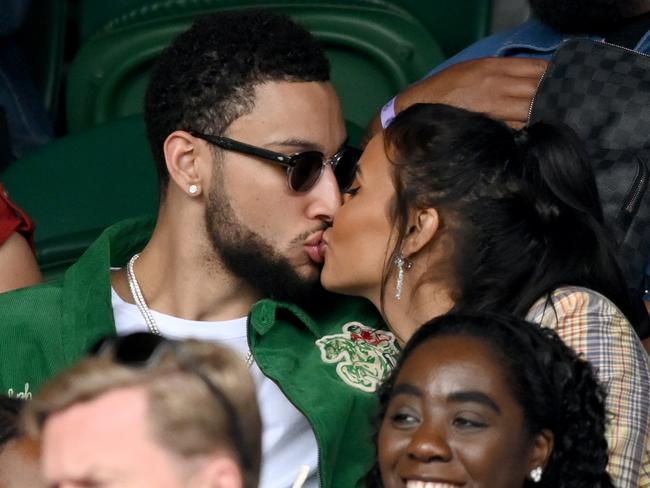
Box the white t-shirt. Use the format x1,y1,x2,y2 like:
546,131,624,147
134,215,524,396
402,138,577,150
111,288,319,488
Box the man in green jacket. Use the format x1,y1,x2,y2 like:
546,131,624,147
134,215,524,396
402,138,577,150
0,10,398,488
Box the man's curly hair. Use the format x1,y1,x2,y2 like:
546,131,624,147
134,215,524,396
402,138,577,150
368,312,614,488
144,9,330,192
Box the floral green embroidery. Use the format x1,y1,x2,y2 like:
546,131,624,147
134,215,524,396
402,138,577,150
316,322,399,392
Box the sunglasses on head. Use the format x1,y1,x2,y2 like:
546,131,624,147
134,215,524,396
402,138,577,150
190,131,361,193
91,332,252,471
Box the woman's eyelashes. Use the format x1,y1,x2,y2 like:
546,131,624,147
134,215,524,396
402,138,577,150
452,412,489,430
343,185,360,197
342,175,361,197
387,403,420,428
387,403,490,432
390,412,419,428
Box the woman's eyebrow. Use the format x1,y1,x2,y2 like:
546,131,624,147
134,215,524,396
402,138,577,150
392,383,422,398
447,390,501,414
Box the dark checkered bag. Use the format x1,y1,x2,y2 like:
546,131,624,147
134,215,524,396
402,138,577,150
529,38,650,290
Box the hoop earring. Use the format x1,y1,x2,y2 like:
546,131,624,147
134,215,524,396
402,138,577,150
394,254,412,300
530,467,543,483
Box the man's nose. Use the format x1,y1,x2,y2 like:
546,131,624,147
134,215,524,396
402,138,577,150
305,163,341,222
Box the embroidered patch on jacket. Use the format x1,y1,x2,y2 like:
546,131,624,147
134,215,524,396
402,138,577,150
316,322,399,392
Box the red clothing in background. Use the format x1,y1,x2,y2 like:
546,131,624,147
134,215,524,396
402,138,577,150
0,184,34,247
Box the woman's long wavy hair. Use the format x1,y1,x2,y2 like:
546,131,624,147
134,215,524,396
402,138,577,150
368,313,613,488
380,103,644,328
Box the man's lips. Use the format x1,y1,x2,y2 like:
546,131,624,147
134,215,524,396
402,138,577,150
304,230,326,264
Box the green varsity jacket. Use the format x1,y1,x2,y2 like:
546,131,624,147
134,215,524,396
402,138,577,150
0,217,398,488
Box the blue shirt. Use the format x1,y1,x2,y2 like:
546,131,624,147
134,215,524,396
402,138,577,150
428,17,650,76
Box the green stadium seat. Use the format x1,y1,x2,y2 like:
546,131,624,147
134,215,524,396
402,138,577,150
78,0,492,59
387,0,492,58
1,115,159,278
79,0,151,41
67,0,445,141
78,0,491,67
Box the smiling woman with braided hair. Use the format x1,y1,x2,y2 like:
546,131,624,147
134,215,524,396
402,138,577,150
321,103,650,486
372,313,614,488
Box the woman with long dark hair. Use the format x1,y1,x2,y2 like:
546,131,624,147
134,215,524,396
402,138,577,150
321,103,650,487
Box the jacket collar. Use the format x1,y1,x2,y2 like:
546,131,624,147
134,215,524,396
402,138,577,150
250,299,319,336
60,217,155,360
497,17,650,56
496,18,599,56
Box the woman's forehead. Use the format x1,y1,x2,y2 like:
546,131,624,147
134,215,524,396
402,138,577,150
397,335,517,406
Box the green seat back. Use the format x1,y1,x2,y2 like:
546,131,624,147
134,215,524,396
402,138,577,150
1,115,159,278
79,0,150,41
78,0,491,64
67,1,445,140
386,0,492,57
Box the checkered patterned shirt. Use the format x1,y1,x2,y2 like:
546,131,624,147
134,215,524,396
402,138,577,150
527,286,650,488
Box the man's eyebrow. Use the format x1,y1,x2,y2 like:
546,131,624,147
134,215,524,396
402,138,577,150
448,390,502,414
272,138,316,148
392,383,422,398
271,138,350,153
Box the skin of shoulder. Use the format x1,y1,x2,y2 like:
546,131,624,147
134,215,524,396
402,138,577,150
0,232,41,293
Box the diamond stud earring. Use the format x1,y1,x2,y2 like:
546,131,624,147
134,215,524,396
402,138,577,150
530,467,543,483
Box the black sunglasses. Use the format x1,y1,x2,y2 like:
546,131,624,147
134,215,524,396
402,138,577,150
190,131,360,193
90,333,252,472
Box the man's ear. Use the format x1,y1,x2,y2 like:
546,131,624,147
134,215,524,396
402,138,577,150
164,130,206,197
194,455,244,488
527,429,554,479
401,207,439,257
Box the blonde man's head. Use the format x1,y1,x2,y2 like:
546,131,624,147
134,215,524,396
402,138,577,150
24,335,261,488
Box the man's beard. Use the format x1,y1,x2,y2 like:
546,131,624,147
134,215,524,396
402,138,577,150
204,183,326,307
528,0,644,33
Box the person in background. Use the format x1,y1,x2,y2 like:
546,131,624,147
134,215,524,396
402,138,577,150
0,183,40,292
24,333,261,488
373,313,614,488
0,0,53,169
321,103,650,487
371,0,650,133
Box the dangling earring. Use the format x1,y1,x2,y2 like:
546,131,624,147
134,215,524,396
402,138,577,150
188,184,199,195
394,254,412,300
530,467,543,483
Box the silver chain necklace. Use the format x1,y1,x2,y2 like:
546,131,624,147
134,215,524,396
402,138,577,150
126,254,254,367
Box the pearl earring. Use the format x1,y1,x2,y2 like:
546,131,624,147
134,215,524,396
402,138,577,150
394,254,412,300
530,467,543,483
189,184,199,195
